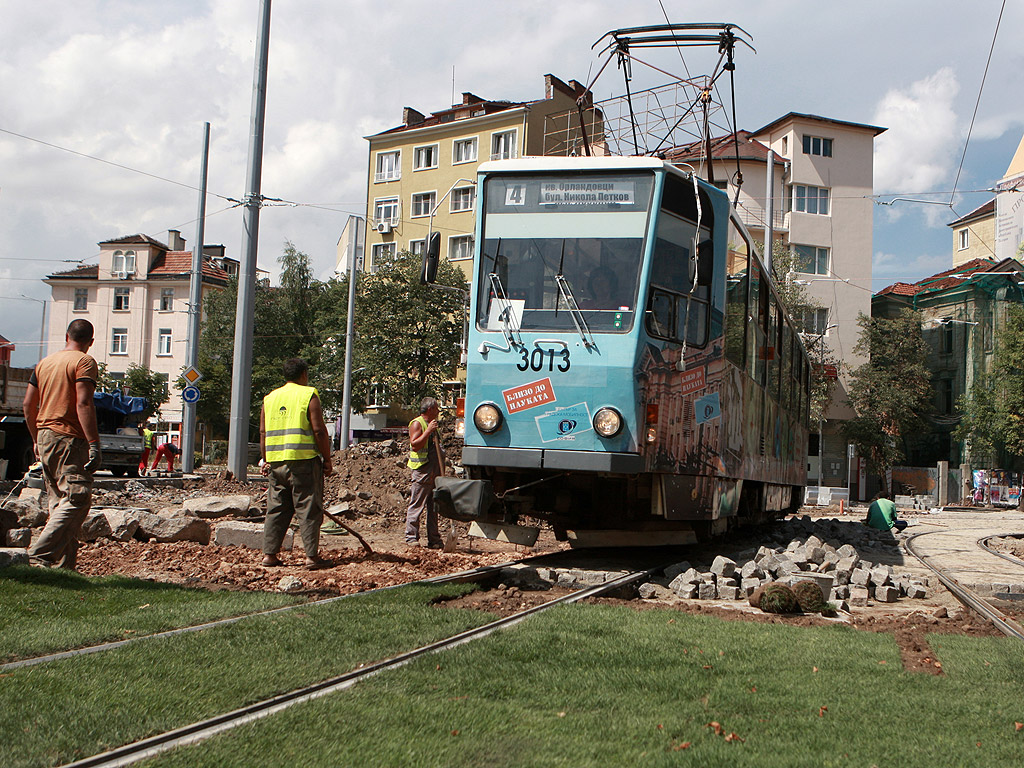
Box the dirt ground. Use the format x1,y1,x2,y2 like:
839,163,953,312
6,436,1024,674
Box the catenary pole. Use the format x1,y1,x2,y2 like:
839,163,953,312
182,121,210,474
227,0,271,479
339,216,361,450
764,149,774,274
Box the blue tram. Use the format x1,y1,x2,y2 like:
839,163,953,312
436,156,810,546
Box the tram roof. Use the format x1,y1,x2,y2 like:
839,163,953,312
478,156,671,175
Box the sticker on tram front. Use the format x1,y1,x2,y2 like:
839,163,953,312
535,403,592,443
502,378,556,414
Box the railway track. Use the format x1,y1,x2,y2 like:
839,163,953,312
904,529,1024,641
57,561,664,768
1,550,578,673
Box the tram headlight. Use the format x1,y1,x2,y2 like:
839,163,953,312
593,407,623,438
473,403,503,434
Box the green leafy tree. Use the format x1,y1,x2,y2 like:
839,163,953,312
956,304,1024,471
194,242,323,439
327,250,467,412
95,363,169,420
842,309,933,491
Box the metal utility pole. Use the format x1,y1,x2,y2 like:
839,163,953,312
227,0,272,479
339,215,362,450
182,121,210,474
764,149,774,273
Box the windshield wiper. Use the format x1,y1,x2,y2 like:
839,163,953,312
554,272,595,349
486,271,522,350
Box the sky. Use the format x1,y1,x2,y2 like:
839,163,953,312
1,0,1021,367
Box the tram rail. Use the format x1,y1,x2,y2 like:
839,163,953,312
1,550,573,673
57,564,661,768
904,530,1024,642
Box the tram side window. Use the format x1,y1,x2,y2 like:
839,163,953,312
746,263,768,385
725,218,750,366
767,302,781,402
645,209,711,348
783,323,794,412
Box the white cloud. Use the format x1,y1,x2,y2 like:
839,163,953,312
873,67,961,194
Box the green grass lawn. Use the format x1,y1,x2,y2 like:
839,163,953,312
140,605,1024,768
0,579,487,768
0,565,301,662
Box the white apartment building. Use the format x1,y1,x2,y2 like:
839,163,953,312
44,231,235,439
670,113,886,487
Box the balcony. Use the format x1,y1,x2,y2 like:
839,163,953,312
733,202,787,232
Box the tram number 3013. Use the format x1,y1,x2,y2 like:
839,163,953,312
517,347,571,373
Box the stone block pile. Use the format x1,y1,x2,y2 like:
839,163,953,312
0,487,281,564
646,515,932,610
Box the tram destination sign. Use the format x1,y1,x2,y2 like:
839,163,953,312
539,180,635,206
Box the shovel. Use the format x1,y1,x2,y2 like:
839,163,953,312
437,432,460,553
324,503,373,555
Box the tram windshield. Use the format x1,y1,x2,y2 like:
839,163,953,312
477,172,654,333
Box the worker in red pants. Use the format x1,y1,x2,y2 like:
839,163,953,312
151,440,181,472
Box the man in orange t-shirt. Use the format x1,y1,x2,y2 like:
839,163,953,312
23,319,102,569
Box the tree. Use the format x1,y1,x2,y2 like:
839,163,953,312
95,363,169,420
330,250,467,412
956,304,1024,470
842,310,933,491
194,242,323,438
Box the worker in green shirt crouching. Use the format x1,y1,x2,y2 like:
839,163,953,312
866,492,907,532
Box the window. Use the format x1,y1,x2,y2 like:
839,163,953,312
74,288,88,311
450,186,475,213
789,185,830,215
935,378,954,415
158,329,172,356
111,328,128,355
940,318,954,353
958,228,969,250
725,217,751,366
413,144,438,170
453,137,478,164
374,150,400,182
368,382,389,408
411,192,435,218
793,244,829,275
781,136,788,155
802,135,833,157
370,243,396,273
156,373,170,399
373,197,400,225
160,287,174,311
409,239,426,256
449,235,474,261
490,130,517,160
112,249,136,275
800,308,829,335
113,287,131,311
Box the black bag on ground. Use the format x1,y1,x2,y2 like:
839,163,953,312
433,477,498,522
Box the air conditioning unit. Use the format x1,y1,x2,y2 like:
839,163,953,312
116,270,129,280
376,222,393,234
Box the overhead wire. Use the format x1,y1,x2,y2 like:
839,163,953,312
949,0,1006,205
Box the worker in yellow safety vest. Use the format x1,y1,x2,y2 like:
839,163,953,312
259,358,334,569
406,396,445,548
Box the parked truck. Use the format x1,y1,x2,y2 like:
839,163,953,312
0,364,36,478
0,363,146,479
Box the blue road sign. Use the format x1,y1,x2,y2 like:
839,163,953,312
182,385,201,404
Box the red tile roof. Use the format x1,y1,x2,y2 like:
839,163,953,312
875,258,1013,298
664,130,782,165
149,251,229,282
47,264,99,279
948,199,995,227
